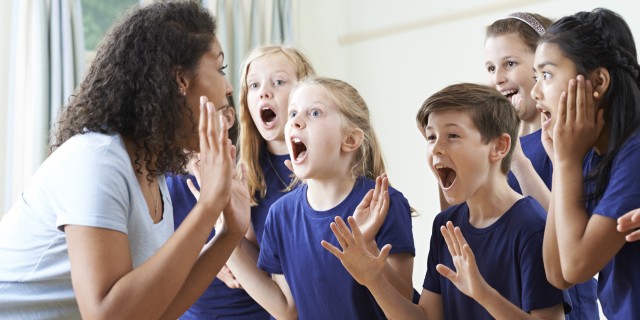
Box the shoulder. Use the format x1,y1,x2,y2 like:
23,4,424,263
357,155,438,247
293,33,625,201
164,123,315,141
504,197,546,233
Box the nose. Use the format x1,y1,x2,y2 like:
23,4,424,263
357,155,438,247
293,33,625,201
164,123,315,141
224,77,233,97
289,113,305,129
531,80,541,101
491,67,507,86
429,137,445,156
259,84,272,99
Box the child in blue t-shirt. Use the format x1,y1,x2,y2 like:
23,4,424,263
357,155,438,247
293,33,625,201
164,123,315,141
167,45,316,319
227,77,415,319
484,12,599,319
324,83,566,319
532,8,640,319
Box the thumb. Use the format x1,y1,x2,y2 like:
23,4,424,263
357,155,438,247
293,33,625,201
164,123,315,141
436,263,456,282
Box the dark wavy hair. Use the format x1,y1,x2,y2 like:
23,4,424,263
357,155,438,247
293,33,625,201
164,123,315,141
540,8,640,202
51,1,217,179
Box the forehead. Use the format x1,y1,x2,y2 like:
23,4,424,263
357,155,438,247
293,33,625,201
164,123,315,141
427,108,476,128
290,85,334,107
485,33,533,57
248,53,296,75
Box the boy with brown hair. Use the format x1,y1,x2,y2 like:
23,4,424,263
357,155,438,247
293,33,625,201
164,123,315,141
323,83,568,319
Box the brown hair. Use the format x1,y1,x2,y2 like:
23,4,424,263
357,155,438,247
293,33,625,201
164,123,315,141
416,83,519,174
486,13,553,52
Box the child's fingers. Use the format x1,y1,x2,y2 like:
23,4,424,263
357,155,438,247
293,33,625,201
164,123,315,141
583,78,594,121
347,216,365,242
329,221,350,250
377,243,392,262
625,230,640,242
186,178,200,200
462,244,478,268
575,75,586,121
436,263,457,282
321,240,344,258
356,190,374,212
440,224,458,257
453,226,469,252
556,91,567,129
566,79,576,125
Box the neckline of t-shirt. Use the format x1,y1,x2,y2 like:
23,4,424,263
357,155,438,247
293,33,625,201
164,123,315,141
460,197,528,235
301,177,364,218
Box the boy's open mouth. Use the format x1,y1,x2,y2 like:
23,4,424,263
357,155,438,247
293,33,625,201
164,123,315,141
291,137,307,162
435,164,457,189
260,106,277,125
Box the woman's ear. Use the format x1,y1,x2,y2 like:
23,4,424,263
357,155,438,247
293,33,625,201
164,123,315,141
490,133,511,163
342,128,364,152
175,66,189,95
590,67,610,101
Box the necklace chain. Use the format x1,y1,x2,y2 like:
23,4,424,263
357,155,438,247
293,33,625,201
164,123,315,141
266,154,289,189
146,179,160,222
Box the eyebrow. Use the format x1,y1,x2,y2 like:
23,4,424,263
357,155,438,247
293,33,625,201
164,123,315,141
534,61,556,71
425,123,462,130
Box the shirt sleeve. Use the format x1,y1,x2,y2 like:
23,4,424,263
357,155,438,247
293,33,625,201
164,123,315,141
593,138,640,220
519,230,565,311
375,191,415,256
257,206,283,274
54,136,131,234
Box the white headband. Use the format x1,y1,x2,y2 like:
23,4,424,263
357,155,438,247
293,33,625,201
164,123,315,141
505,12,546,36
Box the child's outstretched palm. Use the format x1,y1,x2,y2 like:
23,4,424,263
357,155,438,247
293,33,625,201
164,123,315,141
352,175,390,244
321,216,392,287
436,221,490,301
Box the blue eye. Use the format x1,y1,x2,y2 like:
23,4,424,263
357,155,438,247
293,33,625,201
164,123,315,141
248,83,258,89
289,110,298,118
275,80,285,86
310,109,322,117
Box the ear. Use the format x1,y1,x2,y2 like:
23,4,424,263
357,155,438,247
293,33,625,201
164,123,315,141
589,67,610,102
175,66,190,95
341,128,364,153
489,133,511,164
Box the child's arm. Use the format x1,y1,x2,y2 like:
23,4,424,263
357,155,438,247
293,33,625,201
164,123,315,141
552,76,627,283
225,237,297,319
437,222,564,320
510,139,551,210
617,208,640,242
542,171,573,289
322,216,431,319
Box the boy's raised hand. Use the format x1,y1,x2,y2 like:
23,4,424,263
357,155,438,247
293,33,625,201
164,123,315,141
436,221,491,302
321,216,392,287
553,76,605,164
352,175,390,245
617,208,640,242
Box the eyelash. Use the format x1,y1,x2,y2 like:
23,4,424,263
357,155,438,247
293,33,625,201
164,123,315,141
219,64,228,75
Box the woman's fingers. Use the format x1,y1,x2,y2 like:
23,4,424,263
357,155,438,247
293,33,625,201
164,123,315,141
566,79,576,125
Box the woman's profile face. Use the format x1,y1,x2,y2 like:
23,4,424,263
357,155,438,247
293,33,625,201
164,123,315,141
183,37,234,151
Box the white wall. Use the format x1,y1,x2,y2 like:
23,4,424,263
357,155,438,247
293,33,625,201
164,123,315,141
295,0,640,297
0,0,13,215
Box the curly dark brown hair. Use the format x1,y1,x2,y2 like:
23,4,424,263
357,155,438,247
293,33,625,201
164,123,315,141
51,1,216,179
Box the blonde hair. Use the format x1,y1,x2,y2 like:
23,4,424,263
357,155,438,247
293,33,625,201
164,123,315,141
238,45,316,205
289,77,387,186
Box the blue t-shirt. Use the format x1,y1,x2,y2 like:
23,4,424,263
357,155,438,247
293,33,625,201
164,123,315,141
423,197,566,319
508,130,598,320
167,175,269,320
507,130,553,193
258,177,415,320
165,150,292,319
583,133,640,319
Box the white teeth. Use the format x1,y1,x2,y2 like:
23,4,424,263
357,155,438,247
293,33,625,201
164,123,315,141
292,138,301,143
434,164,448,169
501,89,517,96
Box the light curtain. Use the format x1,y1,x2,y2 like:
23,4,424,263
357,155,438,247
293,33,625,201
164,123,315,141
3,0,84,213
206,0,293,102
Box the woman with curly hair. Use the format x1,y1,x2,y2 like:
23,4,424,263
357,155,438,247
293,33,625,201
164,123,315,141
0,1,249,319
